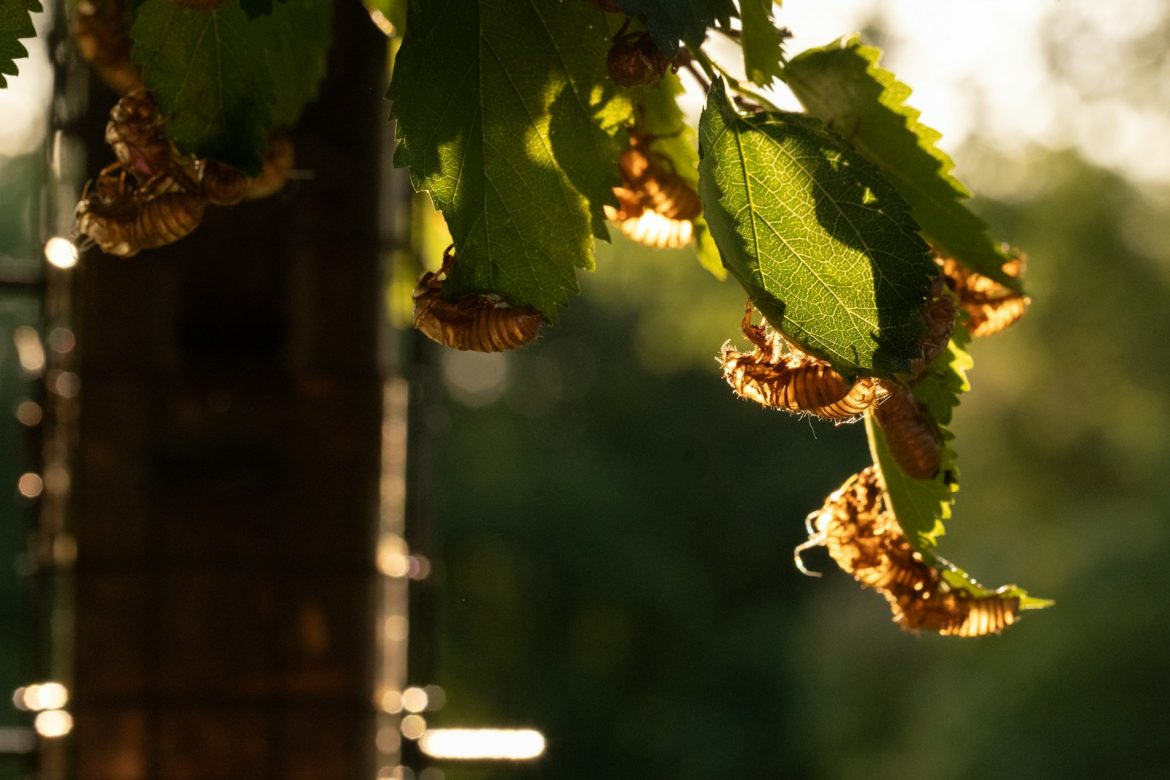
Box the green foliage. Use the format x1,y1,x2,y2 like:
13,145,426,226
866,327,1050,608
131,0,331,174
389,0,630,319
617,0,734,55
785,36,1022,292
866,327,972,552
739,0,786,86
698,79,937,378
240,0,281,21
0,0,40,89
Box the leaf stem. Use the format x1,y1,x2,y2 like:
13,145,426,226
688,47,781,113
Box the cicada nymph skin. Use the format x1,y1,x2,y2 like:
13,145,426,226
909,275,958,376
241,135,295,202
605,129,702,249
76,170,207,258
606,19,674,88
939,252,1030,338
105,90,194,187
795,467,1023,637
70,0,142,96
719,303,885,422
890,586,1021,637
412,246,544,352
873,384,943,480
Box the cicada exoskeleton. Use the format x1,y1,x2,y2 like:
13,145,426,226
70,0,141,95
412,246,544,352
76,169,207,257
719,303,885,422
796,467,1023,637
606,19,674,88
890,586,1021,637
605,128,701,249
940,252,1030,338
873,384,943,480
909,275,957,376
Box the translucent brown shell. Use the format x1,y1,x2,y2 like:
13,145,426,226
606,27,670,88
70,0,141,96
105,91,192,187
795,467,1023,637
873,384,942,480
910,275,957,376
412,247,544,352
719,304,884,422
606,139,701,249
76,172,207,257
939,254,1030,338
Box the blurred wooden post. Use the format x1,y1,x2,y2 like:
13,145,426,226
69,3,386,777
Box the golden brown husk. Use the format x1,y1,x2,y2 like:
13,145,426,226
801,467,1022,637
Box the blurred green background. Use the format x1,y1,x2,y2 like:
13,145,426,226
410,4,1170,775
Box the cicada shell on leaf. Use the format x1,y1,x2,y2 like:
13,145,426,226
795,467,1023,637
412,247,544,352
719,303,885,422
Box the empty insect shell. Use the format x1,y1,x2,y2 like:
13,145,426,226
70,0,141,95
105,91,180,183
965,295,1029,338
607,30,671,88
412,247,543,352
889,587,1021,637
873,385,942,480
796,467,1024,637
243,135,295,201
641,173,701,221
77,179,207,258
913,276,957,374
611,210,694,249
198,160,249,206
719,347,882,422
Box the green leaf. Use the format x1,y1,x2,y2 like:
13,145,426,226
739,0,786,87
617,0,734,55
132,0,330,174
389,0,631,319
633,72,725,279
133,0,274,174
251,0,331,126
785,36,1022,292
866,325,973,552
240,0,281,21
698,78,937,378
0,0,41,89
865,326,1051,609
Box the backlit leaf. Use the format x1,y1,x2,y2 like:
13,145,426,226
389,0,631,319
740,0,786,87
786,36,1022,292
698,78,937,378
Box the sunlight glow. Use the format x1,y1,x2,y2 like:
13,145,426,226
44,237,80,270
770,0,1170,183
34,710,73,739
418,728,546,761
